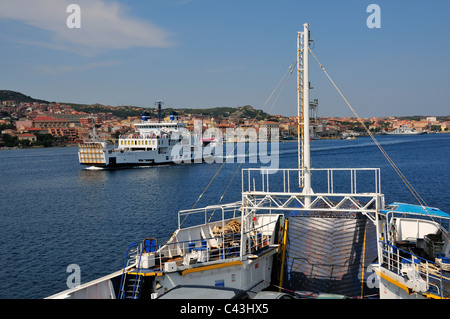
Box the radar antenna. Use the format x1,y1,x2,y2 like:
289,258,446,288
155,100,164,123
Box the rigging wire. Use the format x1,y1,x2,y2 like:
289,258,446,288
206,60,295,222
308,47,431,211
308,46,450,280
180,60,296,227
216,61,295,206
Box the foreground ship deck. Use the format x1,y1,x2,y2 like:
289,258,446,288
47,202,283,299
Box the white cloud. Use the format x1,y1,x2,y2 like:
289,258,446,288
0,0,176,55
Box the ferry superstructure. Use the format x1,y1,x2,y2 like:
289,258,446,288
386,125,426,135
78,108,220,168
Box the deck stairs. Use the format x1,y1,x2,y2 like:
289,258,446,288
118,238,156,299
121,273,143,299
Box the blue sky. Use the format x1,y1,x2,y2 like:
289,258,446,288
0,0,448,117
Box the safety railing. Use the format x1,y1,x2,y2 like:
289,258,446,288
161,220,277,263
242,168,381,195
118,242,141,299
177,202,242,230
118,216,278,283
379,241,444,298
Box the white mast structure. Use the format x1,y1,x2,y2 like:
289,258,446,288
298,23,313,207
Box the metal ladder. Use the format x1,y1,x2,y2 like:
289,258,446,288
297,30,305,188
121,273,143,299
118,243,144,299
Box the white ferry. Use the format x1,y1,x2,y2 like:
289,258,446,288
78,108,220,168
386,125,426,135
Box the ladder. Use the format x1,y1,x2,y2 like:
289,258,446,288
121,273,143,299
118,243,144,299
297,30,305,188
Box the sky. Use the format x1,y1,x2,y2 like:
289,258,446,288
0,0,448,118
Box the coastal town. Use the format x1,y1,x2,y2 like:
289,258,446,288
0,91,449,148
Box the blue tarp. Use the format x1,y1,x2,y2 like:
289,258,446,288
381,202,450,219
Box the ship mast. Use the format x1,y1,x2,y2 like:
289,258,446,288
155,100,164,123
298,23,313,207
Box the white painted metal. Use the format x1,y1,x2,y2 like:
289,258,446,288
301,23,312,207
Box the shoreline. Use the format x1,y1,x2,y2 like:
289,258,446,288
1,132,449,151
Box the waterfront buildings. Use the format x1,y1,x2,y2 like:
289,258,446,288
1,98,449,148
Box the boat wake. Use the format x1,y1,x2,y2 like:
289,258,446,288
84,166,105,170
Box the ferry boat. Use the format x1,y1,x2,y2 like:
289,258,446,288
78,104,220,168
386,125,426,135
48,23,448,300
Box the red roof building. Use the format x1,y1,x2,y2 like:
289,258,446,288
18,133,37,142
32,116,70,129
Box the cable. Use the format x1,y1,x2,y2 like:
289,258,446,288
308,47,431,211
180,61,296,227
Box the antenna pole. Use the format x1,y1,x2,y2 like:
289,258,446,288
155,100,164,123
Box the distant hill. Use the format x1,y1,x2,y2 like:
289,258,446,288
163,105,270,121
0,90,273,120
67,103,273,121
0,90,49,104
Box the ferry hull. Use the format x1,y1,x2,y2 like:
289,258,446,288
47,251,277,299
78,154,215,169
385,131,426,135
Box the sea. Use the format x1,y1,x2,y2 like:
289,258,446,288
1,133,449,299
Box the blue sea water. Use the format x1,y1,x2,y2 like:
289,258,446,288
0,134,449,298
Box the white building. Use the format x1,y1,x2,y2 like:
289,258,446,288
259,121,279,141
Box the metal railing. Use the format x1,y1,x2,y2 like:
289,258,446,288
242,168,381,195
177,202,242,230
118,216,278,284
118,243,141,299
379,241,444,298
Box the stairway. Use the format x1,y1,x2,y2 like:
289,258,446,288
120,273,143,299
118,242,143,299
118,239,157,299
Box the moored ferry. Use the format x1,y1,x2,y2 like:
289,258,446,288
78,106,220,168
386,125,427,135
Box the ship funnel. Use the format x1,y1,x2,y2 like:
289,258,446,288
170,111,178,122
141,112,151,122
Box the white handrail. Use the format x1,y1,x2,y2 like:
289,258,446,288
243,167,381,195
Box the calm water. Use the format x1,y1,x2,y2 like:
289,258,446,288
1,134,449,298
